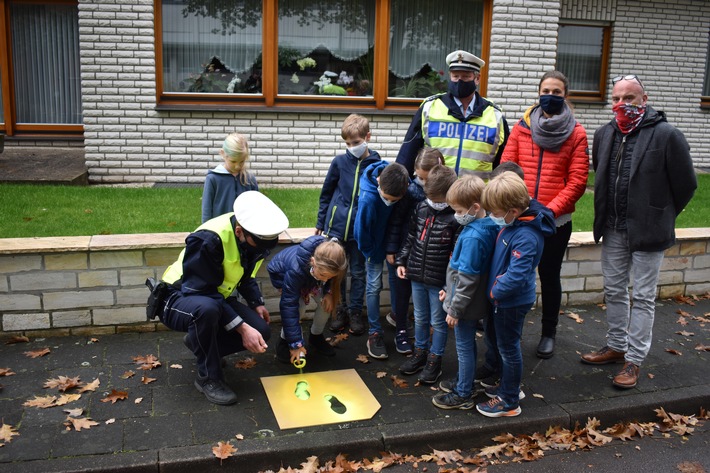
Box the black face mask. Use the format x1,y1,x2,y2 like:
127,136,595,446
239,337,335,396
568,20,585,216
448,79,477,98
539,94,566,115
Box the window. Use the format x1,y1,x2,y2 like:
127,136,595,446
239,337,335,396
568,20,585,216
556,22,611,102
702,34,710,107
0,0,82,136
156,0,490,109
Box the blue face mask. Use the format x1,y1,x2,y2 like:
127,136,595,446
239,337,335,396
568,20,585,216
378,186,396,207
539,94,566,115
448,79,477,98
490,210,512,228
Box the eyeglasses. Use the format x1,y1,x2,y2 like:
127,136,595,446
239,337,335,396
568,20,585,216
612,74,644,89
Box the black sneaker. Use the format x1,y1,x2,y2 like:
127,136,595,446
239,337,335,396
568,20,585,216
349,310,366,336
399,347,427,374
309,333,335,357
367,332,388,359
418,353,442,384
330,305,349,332
276,337,290,364
194,376,238,405
395,330,413,354
432,391,475,410
439,377,457,393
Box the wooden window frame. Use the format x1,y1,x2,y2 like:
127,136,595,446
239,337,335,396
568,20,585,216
558,20,611,104
155,0,492,112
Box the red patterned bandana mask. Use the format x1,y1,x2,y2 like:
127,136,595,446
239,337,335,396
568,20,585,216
612,102,646,134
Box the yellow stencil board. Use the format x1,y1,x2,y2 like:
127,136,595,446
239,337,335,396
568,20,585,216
260,368,381,430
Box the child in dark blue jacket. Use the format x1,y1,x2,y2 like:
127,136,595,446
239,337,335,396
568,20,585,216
354,160,410,360
316,114,381,336
267,236,347,364
476,171,555,418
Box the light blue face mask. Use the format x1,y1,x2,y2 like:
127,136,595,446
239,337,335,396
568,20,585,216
378,186,396,207
490,210,512,227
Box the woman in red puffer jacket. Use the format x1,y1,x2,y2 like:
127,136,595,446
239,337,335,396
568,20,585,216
500,70,589,360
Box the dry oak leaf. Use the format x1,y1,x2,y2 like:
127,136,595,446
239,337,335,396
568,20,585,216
674,295,697,306
169,364,183,369
676,316,689,326
212,441,237,465
133,354,161,370
234,357,257,370
478,443,508,459
105,418,116,425
120,370,135,379
23,395,58,408
376,371,387,379
5,335,30,345
566,312,584,324
101,389,128,404
24,347,50,358
665,348,683,356
677,461,707,473
328,333,349,347
235,433,244,440
694,344,710,352
0,423,19,446
55,394,82,406
78,378,100,393
299,455,320,473
134,397,143,404
677,309,693,317
89,337,99,343
0,368,15,377
603,422,637,441
64,407,83,417
141,376,157,385
390,375,409,389
356,354,370,364
676,331,695,337
432,449,464,465
44,375,81,392
64,416,99,432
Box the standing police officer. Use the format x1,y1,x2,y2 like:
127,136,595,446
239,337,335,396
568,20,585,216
396,50,509,180
161,191,289,405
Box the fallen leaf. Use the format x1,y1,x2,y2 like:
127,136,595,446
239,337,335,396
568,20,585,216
133,354,161,370
78,378,100,393
566,312,584,324
23,395,58,408
665,348,683,356
234,357,257,369
674,295,696,306
64,416,99,432
647,373,655,379
120,370,135,379
677,461,706,473
532,393,544,399
212,441,237,465
44,375,81,392
0,368,16,377
675,331,695,336
677,316,689,326
391,375,409,388
101,389,128,404
329,333,349,347
141,376,156,385
64,407,83,417
24,348,50,358
0,423,20,445
105,418,116,425
169,364,183,369
676,309,693,317
5,335,29,344
376,371,387,378
356,354,370,364
235,434,244,440
55,394,81,406
694,344,710,352
134,397,143,404
90,337,99,343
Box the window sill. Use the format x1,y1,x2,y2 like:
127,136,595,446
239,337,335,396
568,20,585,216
154,102,418,116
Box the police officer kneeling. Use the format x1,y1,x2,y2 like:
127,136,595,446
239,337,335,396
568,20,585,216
161,191,289,405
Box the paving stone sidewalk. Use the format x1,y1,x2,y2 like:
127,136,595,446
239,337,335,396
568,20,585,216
0,298,708,473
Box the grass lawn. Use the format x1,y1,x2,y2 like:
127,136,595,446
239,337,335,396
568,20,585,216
0,173,707,238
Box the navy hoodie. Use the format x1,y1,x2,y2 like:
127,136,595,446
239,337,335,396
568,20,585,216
487,199,555,308
354,161,399,262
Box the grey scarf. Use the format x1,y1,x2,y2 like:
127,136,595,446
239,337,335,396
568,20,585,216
529,104,576,152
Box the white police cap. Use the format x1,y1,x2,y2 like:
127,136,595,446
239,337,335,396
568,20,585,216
233,191,289,240
446,50,485,72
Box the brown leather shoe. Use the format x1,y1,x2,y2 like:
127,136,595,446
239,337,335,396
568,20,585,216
613,362,640,388
580,346,626,365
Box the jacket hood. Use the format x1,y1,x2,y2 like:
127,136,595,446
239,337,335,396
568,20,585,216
516,199,556,237
360,160,388,196
209,164,231,175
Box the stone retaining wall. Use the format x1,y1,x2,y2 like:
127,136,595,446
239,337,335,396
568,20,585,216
1,228,709,337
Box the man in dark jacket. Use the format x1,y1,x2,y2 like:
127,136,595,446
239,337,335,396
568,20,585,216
581,75,696,389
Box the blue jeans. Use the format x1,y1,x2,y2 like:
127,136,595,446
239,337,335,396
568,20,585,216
365,258,384,335
601,229,664,365
454,318,477,398
411,280,448,355
493,303,531,406
340,239,366,313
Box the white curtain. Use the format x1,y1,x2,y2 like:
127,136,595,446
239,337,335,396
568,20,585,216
161,0,263,91
11,3,82,124
557,25,604,92
389,0,484,79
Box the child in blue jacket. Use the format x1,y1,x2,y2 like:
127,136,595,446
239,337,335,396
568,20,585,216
476,171,555,418
354,160,410,360
316,114,381,336
267,236,347,364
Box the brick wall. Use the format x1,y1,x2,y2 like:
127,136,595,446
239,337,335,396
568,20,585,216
77,0,710,185
1,229,709,336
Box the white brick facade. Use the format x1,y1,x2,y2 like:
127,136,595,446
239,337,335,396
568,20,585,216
78,0,710,184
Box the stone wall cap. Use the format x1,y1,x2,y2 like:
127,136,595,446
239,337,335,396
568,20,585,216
0,236,91,254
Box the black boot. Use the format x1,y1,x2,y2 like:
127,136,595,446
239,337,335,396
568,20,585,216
418,353,443,384
348,310,366,336
536,336,555,359
399,347,428,374
330,305,349,332
309,333,335,356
